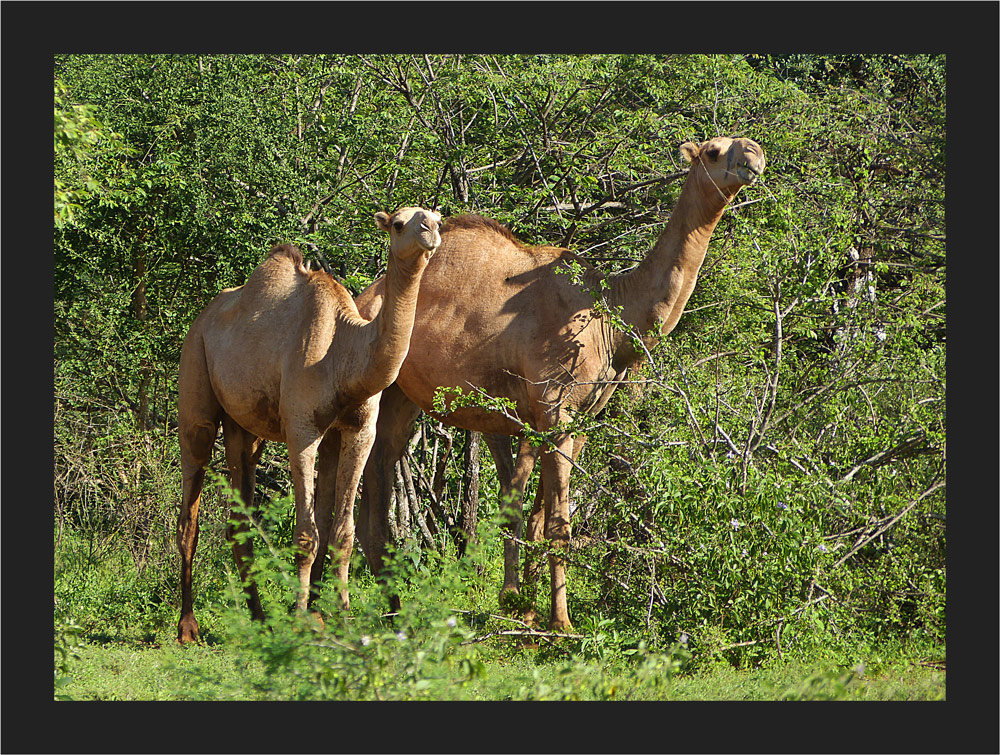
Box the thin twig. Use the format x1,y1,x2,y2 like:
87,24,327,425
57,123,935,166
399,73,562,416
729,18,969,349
831,480,945,569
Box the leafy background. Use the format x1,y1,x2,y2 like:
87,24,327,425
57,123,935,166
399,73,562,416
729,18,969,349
53,53,947,699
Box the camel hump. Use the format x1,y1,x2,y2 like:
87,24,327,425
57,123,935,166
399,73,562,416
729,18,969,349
441,214,580,264
267,243,309,273
262,243,355,310
442,215,527,248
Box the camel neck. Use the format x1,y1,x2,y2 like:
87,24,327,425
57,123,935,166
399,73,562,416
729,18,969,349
361,254,426,395
608,173,730,369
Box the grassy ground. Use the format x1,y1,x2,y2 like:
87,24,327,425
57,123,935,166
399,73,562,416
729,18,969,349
54,529,946,703
56,625,945,702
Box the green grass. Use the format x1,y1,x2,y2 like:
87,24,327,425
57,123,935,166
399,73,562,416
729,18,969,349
56,627,944,701
54,517,945,702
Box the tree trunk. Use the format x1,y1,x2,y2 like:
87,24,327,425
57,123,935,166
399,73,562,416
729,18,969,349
432,425,452,505
392,460,411,541
456,430,481,564
830,245,880,359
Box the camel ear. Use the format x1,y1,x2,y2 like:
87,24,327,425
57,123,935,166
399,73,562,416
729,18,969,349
680,141,701,163
375,211,392,232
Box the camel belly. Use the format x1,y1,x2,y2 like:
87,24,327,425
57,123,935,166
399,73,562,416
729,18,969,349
204,355,286,442
217,389,287,442
395,310,532,435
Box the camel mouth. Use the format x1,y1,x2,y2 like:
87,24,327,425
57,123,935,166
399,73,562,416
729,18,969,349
417,222,442,249
417,234,442,254
738,162,763,183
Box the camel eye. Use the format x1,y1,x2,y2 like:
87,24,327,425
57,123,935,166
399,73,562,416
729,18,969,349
705,146,721,160
393,221,404,232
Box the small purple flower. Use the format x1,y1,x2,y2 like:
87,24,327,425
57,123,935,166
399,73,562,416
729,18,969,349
396,631,408,641
730,518,741,530
776,501,789,511
446,616,457,628
679,633,689,645
817,543,828,553
741,548,748,557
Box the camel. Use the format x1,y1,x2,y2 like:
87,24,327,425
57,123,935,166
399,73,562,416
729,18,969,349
174,207,442,643
354,138,765,631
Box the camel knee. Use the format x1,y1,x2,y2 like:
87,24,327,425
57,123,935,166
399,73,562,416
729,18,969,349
176,509,200,554
331,518,355,552
226,514,254,545
176,525,195,554
182,421,218,463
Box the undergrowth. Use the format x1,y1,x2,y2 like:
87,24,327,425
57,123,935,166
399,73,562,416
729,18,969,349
54,487,943,702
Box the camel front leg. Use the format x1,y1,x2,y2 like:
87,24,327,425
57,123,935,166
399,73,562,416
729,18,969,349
288,432,323,613
539,434,576,632
522,434,586,610
328,401,379,610
309,429,341,609
521,478,546,610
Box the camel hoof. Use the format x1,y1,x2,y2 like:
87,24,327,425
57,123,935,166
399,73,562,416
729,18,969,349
177,615,200,644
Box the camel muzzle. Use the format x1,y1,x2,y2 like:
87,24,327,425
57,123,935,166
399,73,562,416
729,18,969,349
739,159,765,183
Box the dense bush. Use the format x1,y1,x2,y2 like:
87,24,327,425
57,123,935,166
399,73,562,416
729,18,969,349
54,54,945,682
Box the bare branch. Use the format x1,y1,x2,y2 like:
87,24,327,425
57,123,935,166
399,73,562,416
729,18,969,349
831,480,945,569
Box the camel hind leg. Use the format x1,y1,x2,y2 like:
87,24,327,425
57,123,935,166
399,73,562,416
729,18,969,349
484,434,540,608
221,414,266,622
538,434,577,631
176,431,216,643
176,330,222,643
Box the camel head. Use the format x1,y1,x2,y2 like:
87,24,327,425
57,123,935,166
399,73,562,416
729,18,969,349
680,136,766,200
375,206,443,263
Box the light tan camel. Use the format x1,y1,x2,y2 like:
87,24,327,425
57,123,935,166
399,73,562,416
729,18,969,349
356,137,765,630
174,207,441,643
